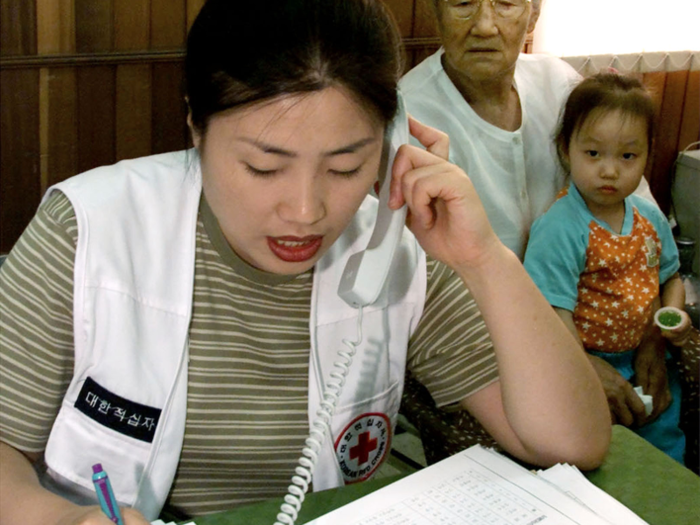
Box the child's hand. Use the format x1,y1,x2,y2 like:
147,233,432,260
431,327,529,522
659,309,693,347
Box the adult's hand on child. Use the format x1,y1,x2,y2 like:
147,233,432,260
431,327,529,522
587,354,647,427
634,328,672,421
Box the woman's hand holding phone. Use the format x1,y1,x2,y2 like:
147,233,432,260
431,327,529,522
389,116,502,274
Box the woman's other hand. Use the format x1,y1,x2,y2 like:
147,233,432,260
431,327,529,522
0,442,150,525
57,507,150,525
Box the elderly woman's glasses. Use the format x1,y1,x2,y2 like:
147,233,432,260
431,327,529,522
444,0,531,20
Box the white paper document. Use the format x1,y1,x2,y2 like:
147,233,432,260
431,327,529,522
536,463,648,524
151,520,197,525
307,446,644,525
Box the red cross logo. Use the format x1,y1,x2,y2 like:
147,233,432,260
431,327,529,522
335,413,391,484
349,431,378,466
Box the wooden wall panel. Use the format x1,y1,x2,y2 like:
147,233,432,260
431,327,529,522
0,0,695,254
151,0,186,49
407,45,441,72
114,0,150,51
642,72,666,195
383,0,415,38
151,63,189,154
116,65,152,160
0,0,37,56
77,66,116,173
678,70,700,151
646,71,690,214
75,0,113,52
405,0,440,70
37,0,75,54
414,0,439,37
39,69,50,190
186,0,206,31
1,69,41,252
45,69,78,189
36,0,77,194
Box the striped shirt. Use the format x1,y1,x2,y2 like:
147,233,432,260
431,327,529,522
0,191,497,516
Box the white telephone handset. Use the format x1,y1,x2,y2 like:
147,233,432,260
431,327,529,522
337,95,410,307
275,96,409,525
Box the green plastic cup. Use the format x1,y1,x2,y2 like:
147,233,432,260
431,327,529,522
654,306,684,331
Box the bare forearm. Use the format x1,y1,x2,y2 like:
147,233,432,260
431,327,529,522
0,442,83,525
553,307,585,347
661,273,685,309
0,442,150,525
455,245,610,466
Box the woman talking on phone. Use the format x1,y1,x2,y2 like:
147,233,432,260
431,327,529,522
0,1,610,524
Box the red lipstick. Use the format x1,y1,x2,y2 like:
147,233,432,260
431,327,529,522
267,235,323,263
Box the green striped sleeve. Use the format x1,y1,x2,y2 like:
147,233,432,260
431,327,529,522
0,192,77,452
407,258,498,408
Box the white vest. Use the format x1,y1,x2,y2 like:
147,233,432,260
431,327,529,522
39,151,426,519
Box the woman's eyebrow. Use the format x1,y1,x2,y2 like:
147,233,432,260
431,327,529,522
238,137,296,157
237,136,378,157
324,137,378,156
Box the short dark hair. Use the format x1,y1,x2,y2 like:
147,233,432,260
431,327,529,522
555,72,656,169
185,0,403,136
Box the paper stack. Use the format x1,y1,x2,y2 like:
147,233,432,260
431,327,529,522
306,445,649,524
151,520,197,525
536,462,648,524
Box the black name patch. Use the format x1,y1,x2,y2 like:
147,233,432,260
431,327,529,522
75,377,161,443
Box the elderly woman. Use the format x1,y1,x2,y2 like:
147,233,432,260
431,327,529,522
399,0,661,464
401,0,581,260
401,0,654,260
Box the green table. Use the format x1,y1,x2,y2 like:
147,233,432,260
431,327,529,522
192,426,700,525
584,426,700,525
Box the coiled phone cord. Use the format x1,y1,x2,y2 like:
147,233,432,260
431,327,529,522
274,306,364,525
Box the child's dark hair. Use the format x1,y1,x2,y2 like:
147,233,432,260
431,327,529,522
555,72,655,169
186,0,403,137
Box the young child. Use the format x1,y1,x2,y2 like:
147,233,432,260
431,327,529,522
523,73,692,464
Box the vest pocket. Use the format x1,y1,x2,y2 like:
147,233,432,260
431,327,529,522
44,403,151,506
329,380,401,484
331,378,401,417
